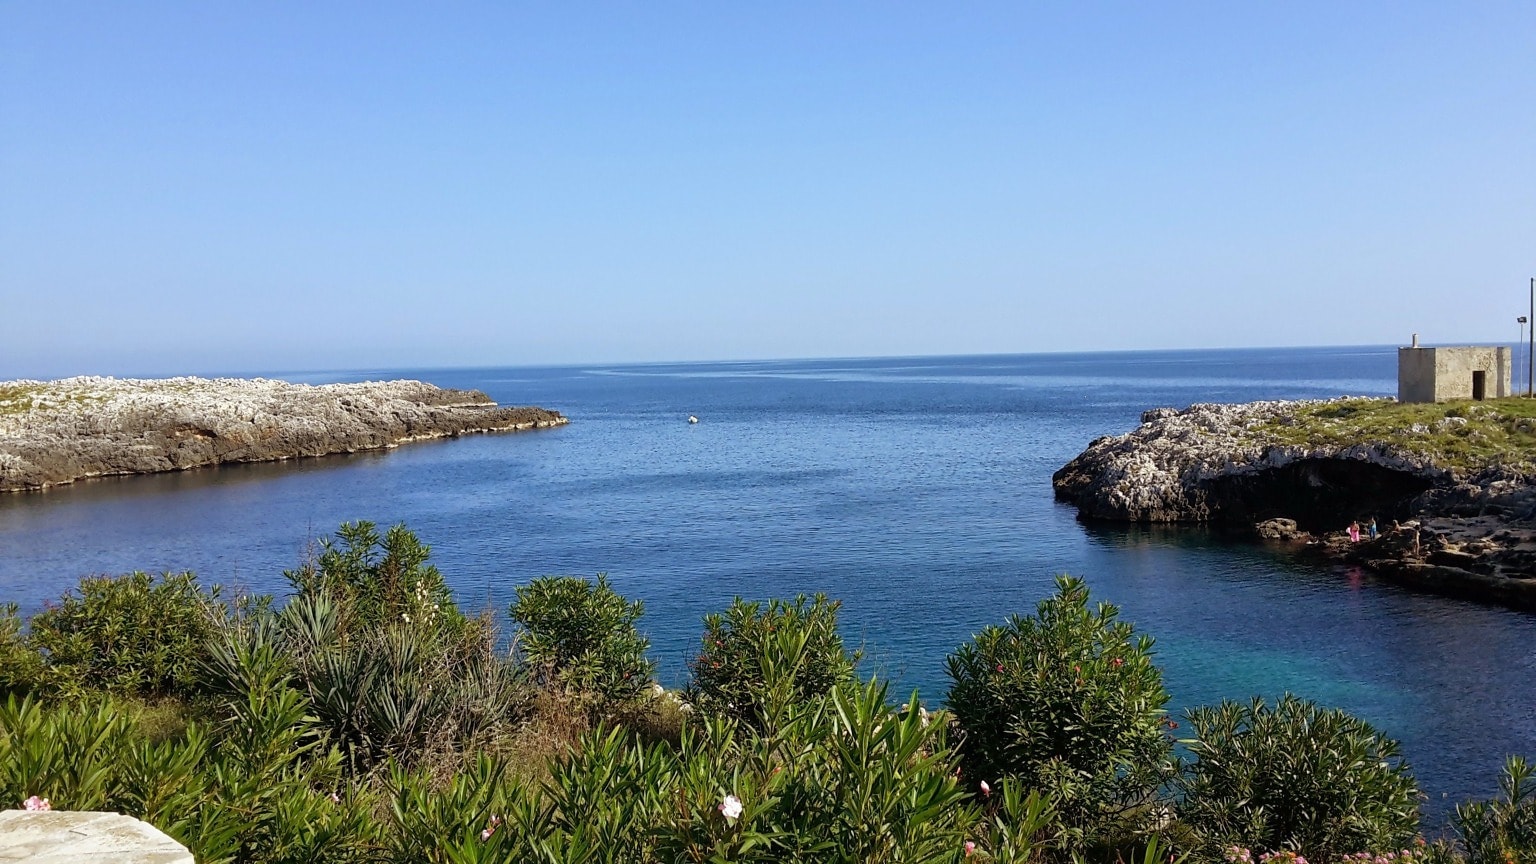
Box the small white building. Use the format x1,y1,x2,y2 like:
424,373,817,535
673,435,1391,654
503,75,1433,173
1397,335,1512,403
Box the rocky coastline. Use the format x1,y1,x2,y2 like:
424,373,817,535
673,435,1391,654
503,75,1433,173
1052,399,1536,609
0,376,567,492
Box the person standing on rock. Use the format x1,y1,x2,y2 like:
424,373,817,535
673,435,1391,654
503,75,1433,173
1367,517,1378,540
1348,521,1361,543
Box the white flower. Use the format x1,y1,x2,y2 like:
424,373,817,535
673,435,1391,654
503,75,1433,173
718,794,743,821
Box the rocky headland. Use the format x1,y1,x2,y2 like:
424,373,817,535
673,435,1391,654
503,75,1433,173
0,376,567,492
1052,398,1536,608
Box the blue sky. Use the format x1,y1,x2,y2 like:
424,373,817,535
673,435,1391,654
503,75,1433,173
2,2,1533,377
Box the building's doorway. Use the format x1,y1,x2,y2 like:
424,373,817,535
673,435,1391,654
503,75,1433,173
1472,370,1487,401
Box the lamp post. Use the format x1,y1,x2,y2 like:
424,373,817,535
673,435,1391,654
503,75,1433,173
1521,316,1529,396
1529,277,1534,397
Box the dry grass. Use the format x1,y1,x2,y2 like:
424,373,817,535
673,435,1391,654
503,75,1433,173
616,691,690,749
0,383,109,417
0,384,47,415
120,695,196,743
463,687,692,788
497,690,595,785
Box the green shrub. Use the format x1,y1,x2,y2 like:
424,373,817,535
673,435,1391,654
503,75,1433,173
245,524,528,773
969,778,1062,864
387,754,528,864
535,723,684,859
25,571,221,699
2,695,214,853
510,574,654,713
285,521,467,638
945,575,1175,857
685,593,859,732
14,545,1536,862
0,695,232,851
1447,755,1536,864
762,680,975,862
387,750,537,860
524,678,993,863
300,608,523,773
197,617,379,864
1177,694,1421,862
204,584,525,777
0,694,134,812
0,603,43,696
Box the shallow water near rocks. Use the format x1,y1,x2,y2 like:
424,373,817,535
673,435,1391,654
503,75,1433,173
2,347,1532,821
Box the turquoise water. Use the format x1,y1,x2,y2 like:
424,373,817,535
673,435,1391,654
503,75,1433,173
1,347,1531,818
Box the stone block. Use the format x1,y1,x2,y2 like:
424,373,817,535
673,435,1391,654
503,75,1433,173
0,811,192,864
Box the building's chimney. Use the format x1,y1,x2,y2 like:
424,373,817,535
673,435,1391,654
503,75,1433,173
1411,333,1419,348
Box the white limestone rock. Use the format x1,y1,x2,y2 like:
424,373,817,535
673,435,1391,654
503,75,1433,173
0,377,567,492
0,811,192,864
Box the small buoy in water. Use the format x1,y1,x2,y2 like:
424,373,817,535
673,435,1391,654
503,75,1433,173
687,415,699,424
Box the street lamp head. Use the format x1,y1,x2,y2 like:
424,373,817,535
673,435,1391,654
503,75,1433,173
1521,317,1529,324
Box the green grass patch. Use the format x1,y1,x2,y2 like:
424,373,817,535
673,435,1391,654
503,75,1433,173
1250,396,1536,472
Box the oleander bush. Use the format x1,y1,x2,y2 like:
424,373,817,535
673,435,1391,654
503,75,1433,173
3,520,1531,864
685,593,859,733
0,689,377,864
509,574,654,715
195,643,376,864
513,679,1024,863
387,754,529,864
945,575,1176,858
1176,694,1421,863
0,603,42,696
1446,756,1536,864
285,521,465,635
22,570,221,698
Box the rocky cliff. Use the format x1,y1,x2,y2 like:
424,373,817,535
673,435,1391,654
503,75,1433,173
1052,399,1536,606
0,376,567,492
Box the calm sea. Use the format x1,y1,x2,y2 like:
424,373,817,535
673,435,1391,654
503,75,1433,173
2,347,1532,818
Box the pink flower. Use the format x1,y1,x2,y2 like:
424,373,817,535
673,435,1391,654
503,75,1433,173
480,814,501,841
979,780,991,797
719,794,742,821
995,664,1004,673
965,840,976,856
22,796,50,812
328,792,340,803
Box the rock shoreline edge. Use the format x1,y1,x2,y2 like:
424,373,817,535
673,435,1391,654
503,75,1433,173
1051,399,1536,610
0,376,568,492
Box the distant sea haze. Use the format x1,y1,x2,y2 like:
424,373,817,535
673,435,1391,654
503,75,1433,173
2,347,1531,819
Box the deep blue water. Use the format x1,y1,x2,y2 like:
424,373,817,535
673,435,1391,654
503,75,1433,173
2,346,1532,819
